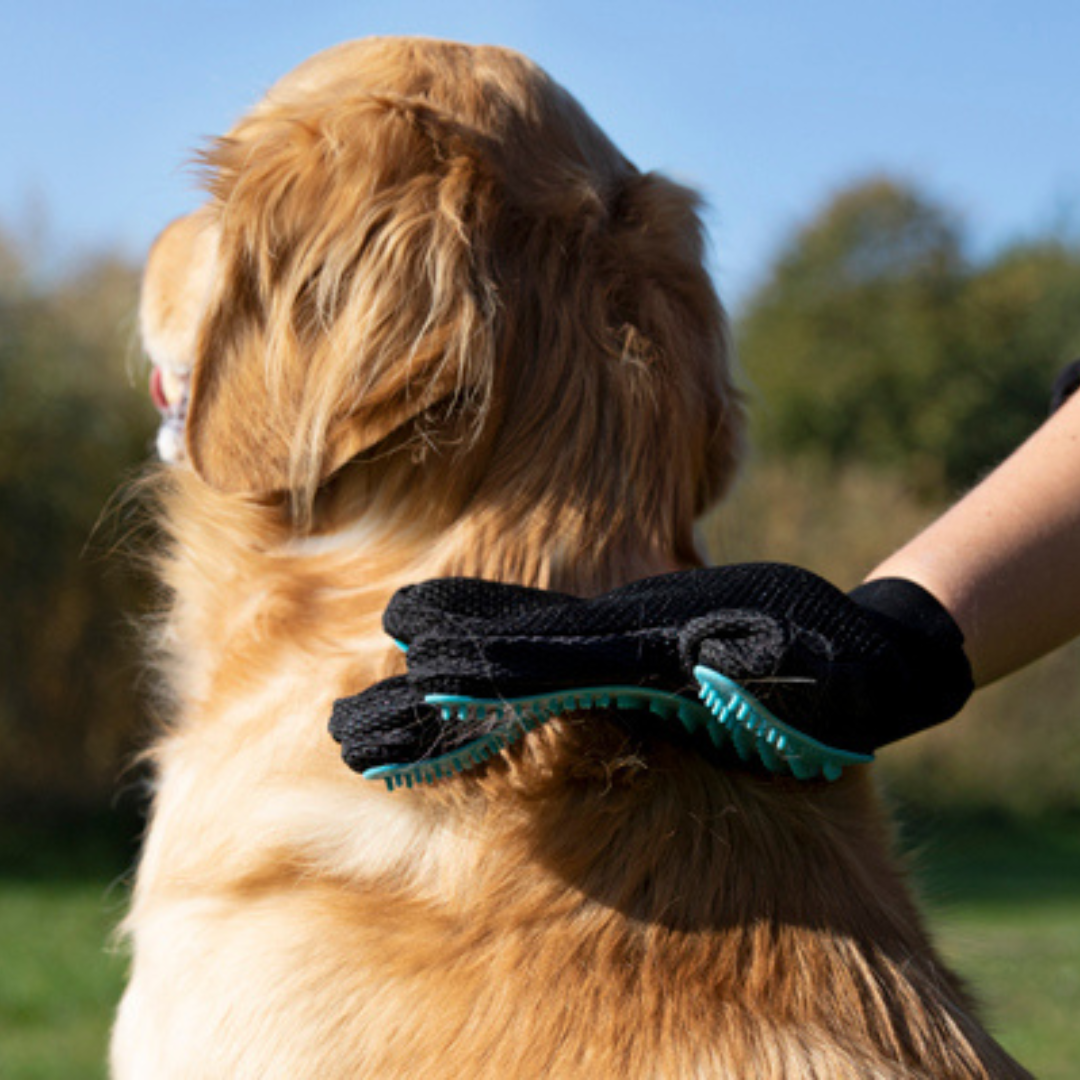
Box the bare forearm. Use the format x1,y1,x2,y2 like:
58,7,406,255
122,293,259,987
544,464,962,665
868,390,1080,687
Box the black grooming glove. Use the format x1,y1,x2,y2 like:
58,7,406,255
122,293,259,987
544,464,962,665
330,563,973,775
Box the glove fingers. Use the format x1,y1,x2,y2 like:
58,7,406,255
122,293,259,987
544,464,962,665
386,564,818,648
404,629,687,699
329,675,442,772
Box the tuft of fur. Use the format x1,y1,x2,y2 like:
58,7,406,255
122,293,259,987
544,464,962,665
113,37,1029,1079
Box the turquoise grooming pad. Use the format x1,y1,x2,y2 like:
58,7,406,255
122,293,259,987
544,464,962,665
362,685,714,790
363,672,872,790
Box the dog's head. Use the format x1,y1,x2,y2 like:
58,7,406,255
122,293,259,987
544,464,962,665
141,37,743,575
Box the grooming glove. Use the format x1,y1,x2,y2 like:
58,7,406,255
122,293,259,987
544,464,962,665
331,563,973,776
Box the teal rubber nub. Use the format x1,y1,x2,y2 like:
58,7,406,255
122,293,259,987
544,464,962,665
362,685,716,790
361,671,874,790
427,686,715,729
693,665,873,781
362,717,544,790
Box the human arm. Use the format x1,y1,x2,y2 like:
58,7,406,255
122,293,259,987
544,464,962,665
868,387,1080,687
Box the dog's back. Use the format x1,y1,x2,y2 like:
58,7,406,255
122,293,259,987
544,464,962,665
113,37,1028,1079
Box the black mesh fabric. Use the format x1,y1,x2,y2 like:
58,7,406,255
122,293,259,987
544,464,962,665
329,563,974,775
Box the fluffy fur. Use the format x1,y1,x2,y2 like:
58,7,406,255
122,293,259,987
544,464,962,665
113,37,1028,1079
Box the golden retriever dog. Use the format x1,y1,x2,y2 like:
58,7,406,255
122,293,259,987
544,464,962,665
113,37,1029,1079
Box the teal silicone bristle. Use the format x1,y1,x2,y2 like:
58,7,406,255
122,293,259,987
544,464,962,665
693,665,873,781
362,717,541,791
362,685,716,790
362,671,873,790
427,686,713,730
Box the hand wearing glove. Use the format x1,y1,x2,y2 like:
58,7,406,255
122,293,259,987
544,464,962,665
330,563,973,780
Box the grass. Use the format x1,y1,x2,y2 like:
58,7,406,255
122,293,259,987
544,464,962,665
938,901,1079,1075
1,813,1077,1078
0,881,127,1080
0,813,134,1080
903,812,1080,1078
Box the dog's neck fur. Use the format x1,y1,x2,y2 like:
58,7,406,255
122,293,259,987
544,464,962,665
153,456,676,720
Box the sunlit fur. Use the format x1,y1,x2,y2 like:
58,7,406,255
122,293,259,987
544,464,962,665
112,37,1028,1079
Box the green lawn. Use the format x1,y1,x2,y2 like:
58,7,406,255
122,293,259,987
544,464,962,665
0,881,127,1080
1,816,1076,1079
910,814,1080,1078
936,900,1079,1076
0,815,133,1080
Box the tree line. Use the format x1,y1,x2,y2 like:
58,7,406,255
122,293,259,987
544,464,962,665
739,176,1080,495
0,230,155,815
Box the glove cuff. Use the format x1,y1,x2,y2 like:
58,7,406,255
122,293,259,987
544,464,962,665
848,577,974,743
849,578,964,650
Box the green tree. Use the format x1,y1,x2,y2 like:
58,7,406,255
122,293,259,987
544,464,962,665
738,177,1080,494
0,231,156,812
953,241,1080,480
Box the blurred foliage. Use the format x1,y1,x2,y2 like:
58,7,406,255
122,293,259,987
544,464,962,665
739,176,1080,495
0,226,156,815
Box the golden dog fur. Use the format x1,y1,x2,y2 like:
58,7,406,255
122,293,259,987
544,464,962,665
113,37,1029,1078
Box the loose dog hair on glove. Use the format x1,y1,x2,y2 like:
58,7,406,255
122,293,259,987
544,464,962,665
113,37,1030,1079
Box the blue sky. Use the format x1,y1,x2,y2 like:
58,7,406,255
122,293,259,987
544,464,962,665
4,0,1078,306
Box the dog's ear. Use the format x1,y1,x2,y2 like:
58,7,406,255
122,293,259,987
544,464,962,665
182,97,497,500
